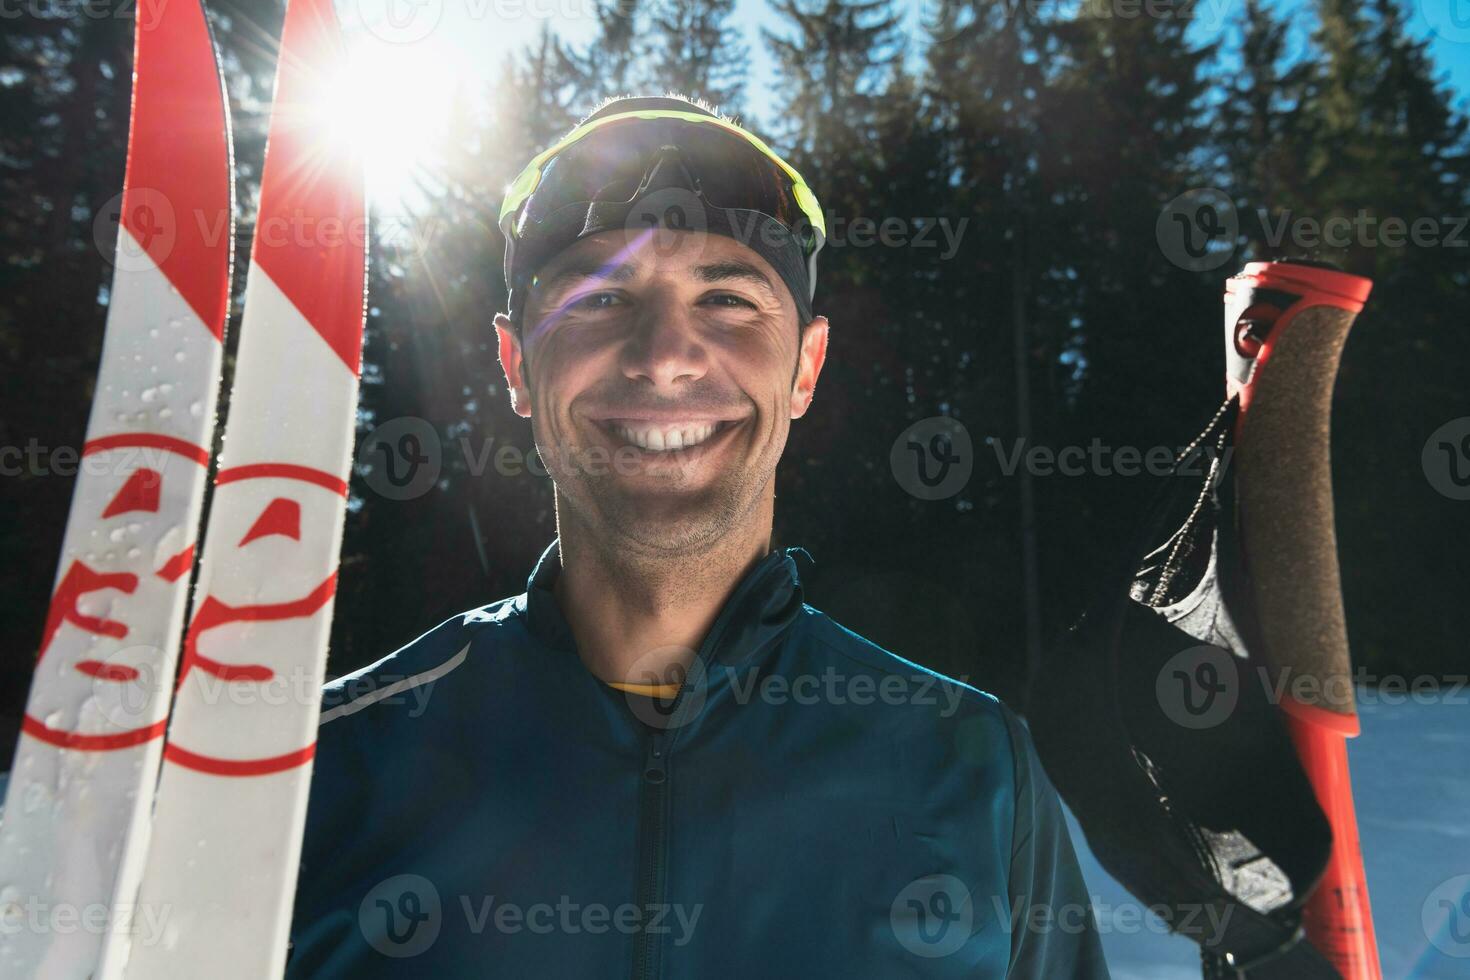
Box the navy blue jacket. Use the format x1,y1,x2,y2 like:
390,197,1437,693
285,542,1109,978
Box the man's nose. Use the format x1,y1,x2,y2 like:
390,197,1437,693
619,296,708,388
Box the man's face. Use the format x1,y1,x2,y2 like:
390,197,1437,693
494,228,828,555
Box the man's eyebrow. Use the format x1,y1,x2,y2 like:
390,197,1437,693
691,260,778,297
536,260,639,295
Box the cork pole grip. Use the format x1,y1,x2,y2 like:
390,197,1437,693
1235,303,1359,719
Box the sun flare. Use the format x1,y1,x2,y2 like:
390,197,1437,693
320,37,460,210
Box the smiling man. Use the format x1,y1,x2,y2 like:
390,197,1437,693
284,95,1109,979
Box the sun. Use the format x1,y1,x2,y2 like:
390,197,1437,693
320,36,461,211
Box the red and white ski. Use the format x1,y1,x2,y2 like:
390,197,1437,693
0,3,233,976
116,0,366,974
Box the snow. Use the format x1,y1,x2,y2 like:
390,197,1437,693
1067,696,1470,979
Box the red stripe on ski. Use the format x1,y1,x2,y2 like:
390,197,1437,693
215,463,348,495
83,432,211,466
75,660,142,682
21,713,168,751
163,741,316,776
101,468,163,518
122,0,232,338
175,572,338,686
156,543,197,582
40,563,139,657
238,497,303,545
250,0,366,374
189,657,275,682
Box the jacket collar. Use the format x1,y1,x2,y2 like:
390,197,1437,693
522,538,807,670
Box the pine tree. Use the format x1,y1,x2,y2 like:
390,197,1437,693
1293,0,1470,678
1034,0,1220,643
0,13,134,737
642,0,747,110
918,0,1062,691
556,0,646,113
763,0,902,191
519,22,581,145
1303,0,1380,209
1216,0,1311,257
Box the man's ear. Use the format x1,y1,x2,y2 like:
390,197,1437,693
790,315,829,419
494,313,532,418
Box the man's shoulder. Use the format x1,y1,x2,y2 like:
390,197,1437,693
793,603,1014,723
318,594,526,726
791,603,1033,793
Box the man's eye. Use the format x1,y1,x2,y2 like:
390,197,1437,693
703,293,756,309
573,292,622,310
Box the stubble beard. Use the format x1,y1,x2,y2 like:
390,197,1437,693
544,433,781,562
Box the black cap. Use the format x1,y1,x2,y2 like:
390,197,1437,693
584,94,722,123
505,96,817,326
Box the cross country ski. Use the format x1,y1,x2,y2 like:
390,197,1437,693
0,2,233,976
115,0,365,975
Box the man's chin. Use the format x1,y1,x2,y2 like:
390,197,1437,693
586,484,746,556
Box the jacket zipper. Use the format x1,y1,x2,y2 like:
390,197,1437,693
628,553,786,980
632,730,669,980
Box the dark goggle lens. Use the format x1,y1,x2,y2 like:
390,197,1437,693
517,119,816,250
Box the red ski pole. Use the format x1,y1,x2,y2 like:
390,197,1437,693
1223,260,1381,980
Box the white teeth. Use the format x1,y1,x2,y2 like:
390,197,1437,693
613,422,722,452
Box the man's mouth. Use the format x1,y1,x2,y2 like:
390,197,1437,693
603,419,737,452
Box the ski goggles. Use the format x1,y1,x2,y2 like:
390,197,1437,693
499,109,826,324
